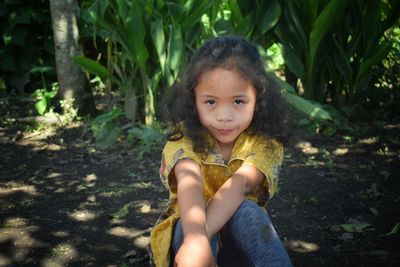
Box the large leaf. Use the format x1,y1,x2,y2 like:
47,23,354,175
309,0,347,69
151,19,166,74
281,45,304,78
253,0,281,37
167,24,183,78
265,72,331,121
357,40,392,80
182,0,216,29
73,56,113,80
126,1,148,72
284,91,332,121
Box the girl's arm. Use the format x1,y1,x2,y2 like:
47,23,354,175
174,159,215,267
175,158,207,238
205,164,264,238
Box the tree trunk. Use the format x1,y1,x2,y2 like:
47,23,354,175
49,0,96,116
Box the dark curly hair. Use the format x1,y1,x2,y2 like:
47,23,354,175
161,35,289,154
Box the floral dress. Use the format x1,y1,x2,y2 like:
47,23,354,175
150,131,283,267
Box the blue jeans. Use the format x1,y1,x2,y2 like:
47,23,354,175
172,200,293,267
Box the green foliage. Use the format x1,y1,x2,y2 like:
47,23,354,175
0,0,56,93
277,0,400,109
128,124,164,159
110,203,131,219
31,82,58,115
91,107,123,148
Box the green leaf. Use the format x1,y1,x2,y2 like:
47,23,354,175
339,223,371,233
281,45,304,78
110,203,131,219
385,223,400,236
151,20,166,74
126,1,149,72
284,92,332,121
309,0,347,68
254,0,281,37
228,0,243,26
30,66,53,74
357,40,391,80
95,125,122,148
182,0,216,29
167,24,183,77
73,56,113,80
35,97,47,115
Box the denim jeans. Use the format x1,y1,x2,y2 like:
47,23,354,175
172,200,293,267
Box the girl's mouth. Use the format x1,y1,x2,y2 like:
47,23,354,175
216,128,234,135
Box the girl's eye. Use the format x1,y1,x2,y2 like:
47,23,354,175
205,100,216,105
234,99,245,105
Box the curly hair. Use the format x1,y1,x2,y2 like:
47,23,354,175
161,35,289,154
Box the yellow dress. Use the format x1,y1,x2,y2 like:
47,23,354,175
150,131,283,267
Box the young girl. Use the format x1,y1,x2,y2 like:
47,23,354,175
150,35,293,267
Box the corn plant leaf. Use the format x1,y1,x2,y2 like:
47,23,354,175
281,45,304,79
265,72,332,121
357,40,391,80
228,0,243,26
309,0,347,69
151,19,166,74
182,0,216,29
126,2,149,72
167,23,183,77
284,91,332,121
73,56,113,80
254,0,281,37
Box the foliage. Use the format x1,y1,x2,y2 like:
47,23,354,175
276,0,400,109
128,124,164,159
31,82,58,115
90,107,123,148
76,0,222,127
0,0,56,93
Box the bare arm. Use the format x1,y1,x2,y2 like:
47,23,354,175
205,164,264,238
175,159,207,238
174,159,215,267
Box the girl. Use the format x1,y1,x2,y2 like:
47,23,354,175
150,35,293,267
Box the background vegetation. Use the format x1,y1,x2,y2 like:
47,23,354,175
1,0,399,145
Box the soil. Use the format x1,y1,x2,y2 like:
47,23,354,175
1,98,399,267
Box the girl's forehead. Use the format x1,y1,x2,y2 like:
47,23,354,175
198,68,246,83
195,67,256,96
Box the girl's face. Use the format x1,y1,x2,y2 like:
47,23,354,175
195,68,257,149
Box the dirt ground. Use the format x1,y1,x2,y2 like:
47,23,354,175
1,98,399,267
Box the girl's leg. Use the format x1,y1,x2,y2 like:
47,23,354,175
172,220,219,262
218,200,293,267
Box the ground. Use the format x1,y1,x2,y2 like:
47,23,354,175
0,98,399,267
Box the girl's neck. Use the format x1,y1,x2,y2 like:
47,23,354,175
217,141,234,163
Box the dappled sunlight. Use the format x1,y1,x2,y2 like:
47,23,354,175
41,242,78,267
67,209,98,222
286,239,320,253
107,226,148,239
51,230,69,238
332,147,349,156
0,182,39,197
295,141,319,154
0,217,46,263
357,136,379,145
133,235,150,249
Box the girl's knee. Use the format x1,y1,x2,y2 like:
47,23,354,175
235,200,264,218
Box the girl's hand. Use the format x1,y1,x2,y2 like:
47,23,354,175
174,235,216,267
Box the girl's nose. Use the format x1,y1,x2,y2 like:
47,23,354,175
216,107,233,122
